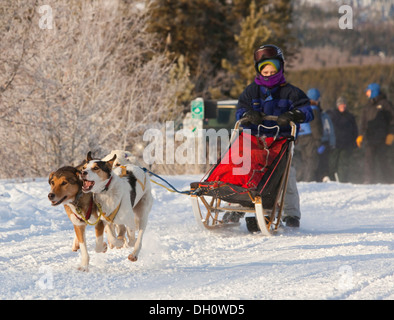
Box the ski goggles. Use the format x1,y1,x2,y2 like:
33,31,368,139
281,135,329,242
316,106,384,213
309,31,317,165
254,46,280,63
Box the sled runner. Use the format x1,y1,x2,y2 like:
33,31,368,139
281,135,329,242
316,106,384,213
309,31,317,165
190,116,296,235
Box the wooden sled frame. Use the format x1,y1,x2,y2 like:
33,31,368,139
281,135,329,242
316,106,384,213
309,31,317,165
190,116,296,236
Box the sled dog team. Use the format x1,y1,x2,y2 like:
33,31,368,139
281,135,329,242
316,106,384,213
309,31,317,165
48,150,153,271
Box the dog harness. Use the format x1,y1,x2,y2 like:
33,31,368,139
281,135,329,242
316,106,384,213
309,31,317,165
74,198,93,221
95,201,121,223
71,198,103,226
119,166,147,191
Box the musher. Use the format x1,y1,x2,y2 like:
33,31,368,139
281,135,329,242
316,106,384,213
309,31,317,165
236,44,314,227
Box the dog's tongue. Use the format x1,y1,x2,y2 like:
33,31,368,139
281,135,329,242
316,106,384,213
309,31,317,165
83,180,94,191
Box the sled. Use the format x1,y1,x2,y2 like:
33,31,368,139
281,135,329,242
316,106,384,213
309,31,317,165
190,115,296,235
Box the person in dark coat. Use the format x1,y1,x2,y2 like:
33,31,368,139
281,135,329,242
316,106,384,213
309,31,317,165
293,88,323,182
357,83,394,183
237,44,313,227
328,97,358,182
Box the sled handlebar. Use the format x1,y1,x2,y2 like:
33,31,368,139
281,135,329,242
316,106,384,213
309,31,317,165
261,115,279,122
237,115,297,138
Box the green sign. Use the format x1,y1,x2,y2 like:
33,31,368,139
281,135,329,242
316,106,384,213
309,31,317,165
191,99,204,120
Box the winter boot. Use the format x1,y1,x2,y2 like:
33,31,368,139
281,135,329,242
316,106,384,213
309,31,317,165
283,216,300,228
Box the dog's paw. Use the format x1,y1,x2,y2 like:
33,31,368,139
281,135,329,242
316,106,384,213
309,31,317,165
128,254,138,262
108,239,123,249
116,236,130,249
77,265,89,272
95,242,107,253
72,245,80,252
121,238,131,249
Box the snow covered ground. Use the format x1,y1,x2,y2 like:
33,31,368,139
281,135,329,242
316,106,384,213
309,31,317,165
0,175,393,300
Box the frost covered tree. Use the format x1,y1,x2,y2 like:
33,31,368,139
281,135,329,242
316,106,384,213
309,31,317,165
0,0,192,178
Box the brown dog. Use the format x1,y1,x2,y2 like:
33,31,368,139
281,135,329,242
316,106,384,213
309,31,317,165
48,166,107,271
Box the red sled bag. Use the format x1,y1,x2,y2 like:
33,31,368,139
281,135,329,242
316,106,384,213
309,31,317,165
206,131,288,190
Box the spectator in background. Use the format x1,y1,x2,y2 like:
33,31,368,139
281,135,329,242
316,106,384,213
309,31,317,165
293,88,323,181
357,83,394,183
312,90,336,182
328,97,358,182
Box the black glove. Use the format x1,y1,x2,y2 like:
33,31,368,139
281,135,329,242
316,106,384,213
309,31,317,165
277,109,305,126
241,110,265,126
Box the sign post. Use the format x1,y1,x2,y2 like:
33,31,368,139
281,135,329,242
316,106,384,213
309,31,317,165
191,98,204,120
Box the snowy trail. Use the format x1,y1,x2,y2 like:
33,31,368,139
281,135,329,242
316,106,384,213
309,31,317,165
0,176,393,300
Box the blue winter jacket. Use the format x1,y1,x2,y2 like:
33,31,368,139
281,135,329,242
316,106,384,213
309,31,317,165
236,82,314,137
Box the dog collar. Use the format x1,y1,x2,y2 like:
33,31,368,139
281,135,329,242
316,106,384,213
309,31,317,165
103,176,113,192
85,198,93,220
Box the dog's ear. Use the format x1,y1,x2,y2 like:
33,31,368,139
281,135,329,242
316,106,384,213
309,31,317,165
86,151,93,162
74,161,86,181
75,159,87,172
106,154,117,169
48,172,55,184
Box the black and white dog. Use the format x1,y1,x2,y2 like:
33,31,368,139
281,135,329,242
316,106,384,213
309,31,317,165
81,152,152,262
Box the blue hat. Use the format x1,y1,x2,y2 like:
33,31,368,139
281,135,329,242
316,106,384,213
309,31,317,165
257,59,281,73
366,83,380,99
307,88,321,101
